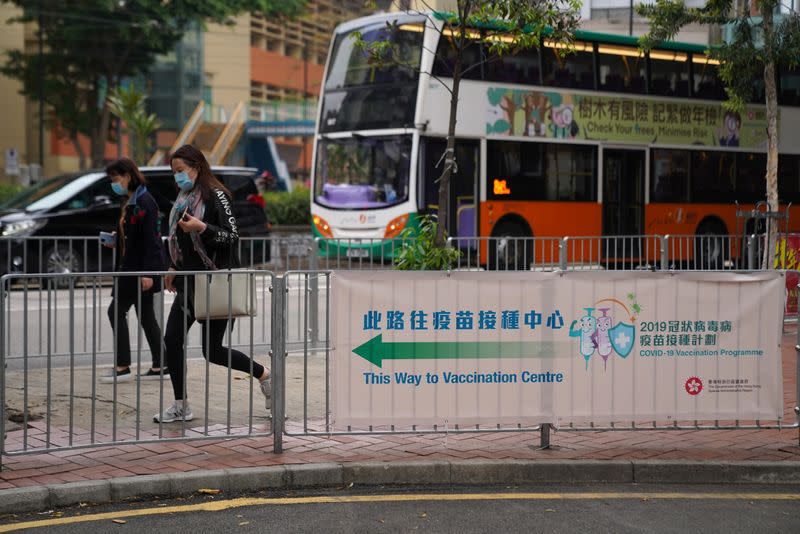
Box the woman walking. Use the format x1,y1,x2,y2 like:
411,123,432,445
155,144,270,423
101,158,168,383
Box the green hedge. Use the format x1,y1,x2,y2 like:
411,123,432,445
0,183,23,206
264,187,310,226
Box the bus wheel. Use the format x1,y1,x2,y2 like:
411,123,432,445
694,220,728,270
488,221,533,271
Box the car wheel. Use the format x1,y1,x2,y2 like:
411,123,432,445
43,244,83,288
488,221,533,271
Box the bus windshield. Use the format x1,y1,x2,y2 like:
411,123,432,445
320,21,423,132
314,135,411,210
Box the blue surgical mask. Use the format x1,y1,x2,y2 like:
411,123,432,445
174,171,194,192
111,182,127,196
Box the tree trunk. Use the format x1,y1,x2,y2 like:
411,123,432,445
762,8,780,270
90,102,112,168
70,134,87,170
435,59,463,248
435,1,473,248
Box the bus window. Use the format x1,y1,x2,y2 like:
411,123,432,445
320,21,423,132
649,51,690,97
487,140,597,201
432,35,483,80
779,155,800,203
314,135,411,209
483,46,541,85
541,41,595,90
780,65,800,106
692,55,725,100
596,44,646,94
749,76,765,104
690,150,735,203
735,152,766,203
651,149,689,203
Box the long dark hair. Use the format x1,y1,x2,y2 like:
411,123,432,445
170,144,231,201
105,157,147,192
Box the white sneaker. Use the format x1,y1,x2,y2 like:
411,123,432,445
99,368,132,383
259,376,272,410
153,401,194,423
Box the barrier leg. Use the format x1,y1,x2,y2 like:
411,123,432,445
795,298,800,446
308,246,319,346
539,423,551,449
272,275,287,453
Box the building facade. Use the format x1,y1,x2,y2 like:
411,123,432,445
202,1,378,183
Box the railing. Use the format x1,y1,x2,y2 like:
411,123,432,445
280,269,799,450
1,270,275,465
209,101,247,165
249,101,317,123
1,267,798,464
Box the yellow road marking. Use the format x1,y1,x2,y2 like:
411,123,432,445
1,492,799,532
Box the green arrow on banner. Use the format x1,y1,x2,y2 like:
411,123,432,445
353,334,570,368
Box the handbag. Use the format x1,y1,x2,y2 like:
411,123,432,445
194,269,257,320
191,204,258,319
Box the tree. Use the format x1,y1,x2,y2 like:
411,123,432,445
1,0,306,169
108,85,161,165
358,0,581,247
637,1,800,268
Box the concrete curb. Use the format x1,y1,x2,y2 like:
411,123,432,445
1,459,799,514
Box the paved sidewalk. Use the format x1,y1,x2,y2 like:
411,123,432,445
1,329,798,491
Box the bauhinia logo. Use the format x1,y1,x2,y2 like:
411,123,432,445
685,376,703,396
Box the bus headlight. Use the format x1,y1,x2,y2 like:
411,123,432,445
384,214,409,239
313,215,334,238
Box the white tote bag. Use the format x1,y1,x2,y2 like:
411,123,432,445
194,270,257,320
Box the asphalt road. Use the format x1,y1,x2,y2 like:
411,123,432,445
2,485,799,533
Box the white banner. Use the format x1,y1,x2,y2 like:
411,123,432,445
331,271,785,429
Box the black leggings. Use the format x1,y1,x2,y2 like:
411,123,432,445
108,287,164,369
164,291,266,401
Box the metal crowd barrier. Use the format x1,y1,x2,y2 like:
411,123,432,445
0,233,777,277
2,241,799,464
280,269,800,452
0,270,276,466
0,235,316,277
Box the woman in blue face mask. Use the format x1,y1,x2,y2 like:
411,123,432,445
155,144,271,424
101,158,168,384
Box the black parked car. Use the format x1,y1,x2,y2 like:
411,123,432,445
0,166,270,276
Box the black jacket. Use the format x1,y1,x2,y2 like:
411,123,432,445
171,188,240,272
116,187,166,273
113,187,166,297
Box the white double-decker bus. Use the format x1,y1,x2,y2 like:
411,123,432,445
310,11,800,267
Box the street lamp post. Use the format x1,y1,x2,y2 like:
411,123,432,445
38,0,44,170
629,0,634,36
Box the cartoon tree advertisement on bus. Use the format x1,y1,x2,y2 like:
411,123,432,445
486,87,769,148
